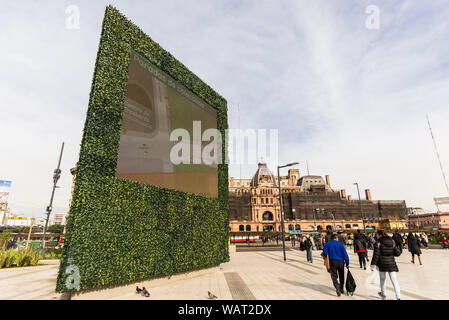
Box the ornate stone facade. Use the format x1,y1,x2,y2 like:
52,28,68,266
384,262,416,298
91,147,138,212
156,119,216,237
229,162,409,232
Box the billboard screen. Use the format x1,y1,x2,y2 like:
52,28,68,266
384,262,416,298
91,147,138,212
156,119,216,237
0,180,12,204
116,50,218,197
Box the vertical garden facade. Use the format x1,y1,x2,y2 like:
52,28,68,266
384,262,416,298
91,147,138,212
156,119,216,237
56,6,229,292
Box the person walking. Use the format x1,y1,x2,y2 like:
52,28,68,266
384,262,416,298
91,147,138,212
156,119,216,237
304,236,313,263
422,232,429,249
370,230,402,300
408,233,422,265
313,235,319,250
322,234,350,296
442,236,449,249
419,234,428,249
299,236,305,253
392,230,403,251
354,231,368,270
324,230,332,244
347,235,353,251
368,234,375,250
337,231,346,245
309,235,316,251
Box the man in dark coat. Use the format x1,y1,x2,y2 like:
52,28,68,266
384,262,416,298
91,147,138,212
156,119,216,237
370,230,401,300
408,233,422,265
354,231,368,269
392,230,403,251
325,231,333,244
314,235,320,250
337,232,346,245
304,237,313,263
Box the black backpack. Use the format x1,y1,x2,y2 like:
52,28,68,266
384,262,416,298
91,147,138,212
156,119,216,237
345,270,356,296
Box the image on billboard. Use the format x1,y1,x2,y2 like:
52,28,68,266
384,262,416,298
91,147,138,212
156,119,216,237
116,50,218,198
0,180,12,204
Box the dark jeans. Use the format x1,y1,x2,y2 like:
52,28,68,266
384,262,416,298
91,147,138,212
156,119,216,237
307,248,313,262
330,260,345,291
357,252,367,268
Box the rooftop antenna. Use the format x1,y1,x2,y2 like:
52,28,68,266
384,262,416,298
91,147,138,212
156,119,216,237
427,114,449,196
238,103,241,182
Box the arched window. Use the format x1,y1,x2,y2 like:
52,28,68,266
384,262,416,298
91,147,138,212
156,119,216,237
246,225,251,232
239,225,244,232
262,211,273,221
345,224,351,229
288,224,294,231
295,224,301,231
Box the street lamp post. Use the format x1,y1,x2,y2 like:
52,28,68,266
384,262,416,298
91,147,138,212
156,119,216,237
314,208,327,230
277,162,299,261
42,142,64,249
354,182,365,231
331,210,336,230
321,208,326,230
417,213,420,230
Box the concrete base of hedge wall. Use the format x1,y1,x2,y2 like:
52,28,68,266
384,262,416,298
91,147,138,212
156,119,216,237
70,265,223,300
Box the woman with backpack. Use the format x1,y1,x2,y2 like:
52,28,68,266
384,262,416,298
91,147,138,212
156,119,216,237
370,230,402,300
304,236,313,263
408,233,423,265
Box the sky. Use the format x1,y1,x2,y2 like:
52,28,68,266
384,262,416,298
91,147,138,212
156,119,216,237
1,0,449,219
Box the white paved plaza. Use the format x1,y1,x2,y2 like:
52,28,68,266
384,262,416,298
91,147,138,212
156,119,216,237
0,247,448,300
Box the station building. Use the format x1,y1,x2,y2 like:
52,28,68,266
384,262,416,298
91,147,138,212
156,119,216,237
229,162,409,233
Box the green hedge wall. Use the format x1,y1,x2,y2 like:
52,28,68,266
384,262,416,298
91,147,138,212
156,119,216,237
56,6,229,292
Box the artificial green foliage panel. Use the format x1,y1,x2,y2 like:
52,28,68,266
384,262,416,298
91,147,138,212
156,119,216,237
56,6,228,292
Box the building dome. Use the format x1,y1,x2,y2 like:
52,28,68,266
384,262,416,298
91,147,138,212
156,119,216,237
250,162,277,187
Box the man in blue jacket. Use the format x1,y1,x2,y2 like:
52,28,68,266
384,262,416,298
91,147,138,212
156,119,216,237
322,233,350,296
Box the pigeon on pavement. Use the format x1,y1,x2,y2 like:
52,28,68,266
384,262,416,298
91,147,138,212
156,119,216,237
141,287,150,298
208,291,217,300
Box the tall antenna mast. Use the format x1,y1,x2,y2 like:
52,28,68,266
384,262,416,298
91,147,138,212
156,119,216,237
238,103,241,182
427,114,449,196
